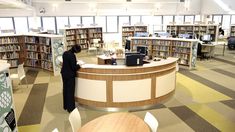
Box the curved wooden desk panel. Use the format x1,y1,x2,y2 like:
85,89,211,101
75,58,177,108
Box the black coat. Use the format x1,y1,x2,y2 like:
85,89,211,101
61,50,80,78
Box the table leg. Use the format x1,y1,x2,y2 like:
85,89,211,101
222,43,225,56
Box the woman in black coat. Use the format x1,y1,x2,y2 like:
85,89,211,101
61,44,81,113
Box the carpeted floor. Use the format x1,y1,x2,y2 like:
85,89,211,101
12,47,235,132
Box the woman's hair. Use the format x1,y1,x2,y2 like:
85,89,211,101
71,44,81,53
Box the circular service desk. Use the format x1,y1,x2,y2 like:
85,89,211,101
75,57,178,109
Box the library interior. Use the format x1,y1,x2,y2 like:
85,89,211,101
0,0,235,132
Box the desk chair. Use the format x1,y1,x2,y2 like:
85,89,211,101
69,108,81,132
88,39,100,55
197,43,209,60
144,112,159,132
10,63,28,88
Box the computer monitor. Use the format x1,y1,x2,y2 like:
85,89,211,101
201,34,211,43
137,46,148,56
125,52,144,66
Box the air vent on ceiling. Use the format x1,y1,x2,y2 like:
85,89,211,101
65,0,71,1
127,0,131,2
180,0,185,2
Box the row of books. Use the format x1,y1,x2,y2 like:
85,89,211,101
41,61,53,71
77,34,87,39
122,33,134,37
89,33,102,38
66,30,76,35
66,36,75,41
122,27,134,32
25,60,53,71
77,39,88,44
0,45,20,52
77,30,88,34
26,52,52,61
172,47,191,54
153,41,171,46
0,52,19,59
88,28,102,33
25,37,51,45
0,37,19,44
9,60,19,67
172,42,191,47
172,53,189,60
153,46,170,51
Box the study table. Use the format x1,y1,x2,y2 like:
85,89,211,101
78,112,150,132
75,57,178,109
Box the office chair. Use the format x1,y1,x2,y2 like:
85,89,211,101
197,43,209,60
69,108,81,132
10,63,28,88
144,112,159,132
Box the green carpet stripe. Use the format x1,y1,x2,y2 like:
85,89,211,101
213,58,235,66
179,70,235,99
211,69,235,78
221,100,235,110
169,106,220,132
17,83,48,126
22,69,39,84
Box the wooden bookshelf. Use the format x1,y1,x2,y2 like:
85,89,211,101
65,27,103,50
166,24,218,42
131,37,198,69
230,25,235,37
122,25,148,46
0,34,64,76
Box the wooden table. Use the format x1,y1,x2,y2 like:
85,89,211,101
78,113,150,132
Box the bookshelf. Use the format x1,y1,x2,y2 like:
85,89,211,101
65,27,103,50
131,37,198,69
0,35,24,68
122,25,148,46
0,34,64,76
230,25,235,37
166,24,218,41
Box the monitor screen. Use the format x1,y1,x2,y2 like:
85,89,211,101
202,34,211,42
137,46,148,56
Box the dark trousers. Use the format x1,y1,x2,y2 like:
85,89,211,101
62,76,75,112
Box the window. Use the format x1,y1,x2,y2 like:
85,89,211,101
119,16,129,32
174,16,184,24
222,15,231,35
0,17,14,31
195,15,201,22
28,17,41,30
213,15,222,24
163,16,173,31
69,17,81,27
56,17,69,33
14,17,28,34
231,15,235,24
185,15,194,24
107,16,117,32
131,16,141,25
42,17,56,33
153,16,163,32
82,16,94,27
142,16,153,34
95,16,106,32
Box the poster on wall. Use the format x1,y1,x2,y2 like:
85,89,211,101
0,72,17,132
